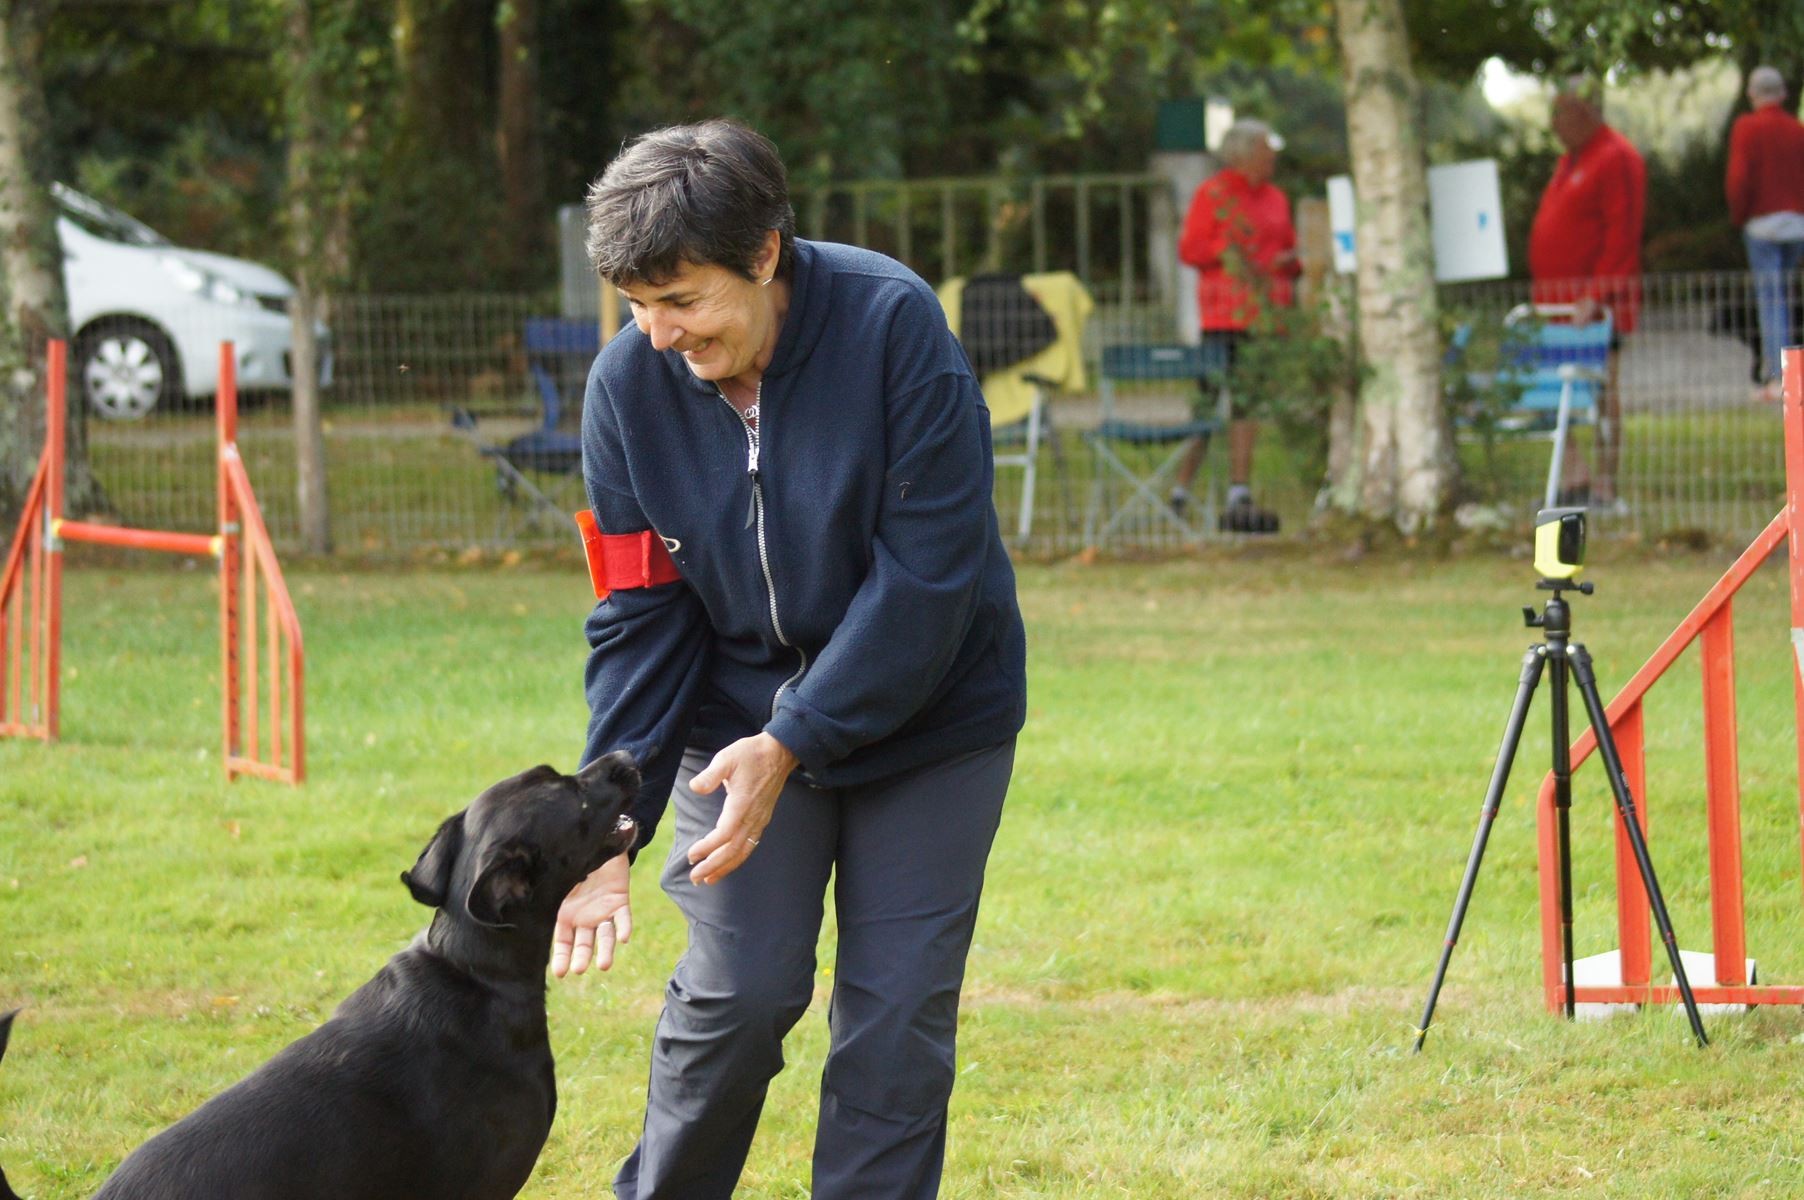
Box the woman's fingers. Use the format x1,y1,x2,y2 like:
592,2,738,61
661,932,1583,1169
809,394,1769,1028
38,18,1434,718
550,919,575,978
688,830,764,886
591,918,618,972
567,922,597,975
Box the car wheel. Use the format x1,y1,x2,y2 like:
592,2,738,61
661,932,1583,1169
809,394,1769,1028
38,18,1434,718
75,321,181,420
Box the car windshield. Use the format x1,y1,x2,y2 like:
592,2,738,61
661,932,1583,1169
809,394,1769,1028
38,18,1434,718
52,183,170,248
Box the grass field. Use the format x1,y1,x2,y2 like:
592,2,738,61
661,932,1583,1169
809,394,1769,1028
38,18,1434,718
4,551,1804,1197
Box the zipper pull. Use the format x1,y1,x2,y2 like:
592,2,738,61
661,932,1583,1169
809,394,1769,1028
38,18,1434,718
745,443,760,529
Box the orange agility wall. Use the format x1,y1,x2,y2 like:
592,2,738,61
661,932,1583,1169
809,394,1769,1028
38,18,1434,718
0,340,304,783
1536,345,1804,1010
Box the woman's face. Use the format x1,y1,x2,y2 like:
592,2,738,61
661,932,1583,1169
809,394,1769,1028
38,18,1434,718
618,237,782,386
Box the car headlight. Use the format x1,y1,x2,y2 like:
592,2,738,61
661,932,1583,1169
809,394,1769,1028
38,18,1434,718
159,255,252,307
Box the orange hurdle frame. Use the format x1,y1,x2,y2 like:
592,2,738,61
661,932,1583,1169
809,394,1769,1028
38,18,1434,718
0,341,304,783
1536,345,1804,1011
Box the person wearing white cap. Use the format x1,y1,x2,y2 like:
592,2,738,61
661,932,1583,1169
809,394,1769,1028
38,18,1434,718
1172,117,1299,533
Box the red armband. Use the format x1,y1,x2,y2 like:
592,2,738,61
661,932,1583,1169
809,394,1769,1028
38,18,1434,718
573,510,682,600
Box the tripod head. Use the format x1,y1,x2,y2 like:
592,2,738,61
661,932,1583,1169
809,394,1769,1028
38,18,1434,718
1524,578,1593,633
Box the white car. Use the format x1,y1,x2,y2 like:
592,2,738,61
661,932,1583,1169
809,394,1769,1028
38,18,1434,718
56,183,332,420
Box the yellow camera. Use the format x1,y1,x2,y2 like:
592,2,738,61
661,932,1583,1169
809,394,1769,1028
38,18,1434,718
1533,507,1586,581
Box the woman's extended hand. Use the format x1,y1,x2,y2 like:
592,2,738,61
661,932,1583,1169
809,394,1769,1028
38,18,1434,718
686,732,798,885
551,852,631,977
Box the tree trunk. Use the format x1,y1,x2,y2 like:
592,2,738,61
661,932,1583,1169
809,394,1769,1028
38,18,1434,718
496,0,545,272
0,0,100,522
1331,0,1454,533
395,0,489,161
285,0,331,554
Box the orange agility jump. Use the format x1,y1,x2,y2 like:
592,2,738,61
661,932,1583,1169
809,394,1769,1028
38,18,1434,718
0,340,304,784
1536,345,1804,1011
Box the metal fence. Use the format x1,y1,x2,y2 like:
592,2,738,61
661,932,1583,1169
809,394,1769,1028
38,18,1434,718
61,264,1803,561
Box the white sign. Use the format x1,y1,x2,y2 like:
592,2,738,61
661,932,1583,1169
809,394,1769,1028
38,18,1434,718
1328,158,1508,283
1326,176,1358,275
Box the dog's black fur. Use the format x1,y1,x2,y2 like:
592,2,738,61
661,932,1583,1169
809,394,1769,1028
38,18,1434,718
3,754,639,1200
0,1010,19,1200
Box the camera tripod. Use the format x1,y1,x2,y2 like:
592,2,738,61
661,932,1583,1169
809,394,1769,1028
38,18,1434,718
1413,580,1709,1051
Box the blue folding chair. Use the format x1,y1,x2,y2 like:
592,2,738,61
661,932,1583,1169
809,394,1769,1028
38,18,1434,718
451,317,598,533
1083,343,1226,546
1494,304,1613,508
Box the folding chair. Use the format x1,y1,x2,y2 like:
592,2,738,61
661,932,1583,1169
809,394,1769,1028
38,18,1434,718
989,377,1070,544
936,272,1091,546
1492,303,1612,508
1083,343,1225,547
450,317,596,536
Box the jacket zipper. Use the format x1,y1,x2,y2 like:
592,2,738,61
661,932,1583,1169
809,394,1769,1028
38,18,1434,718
719,382,809,719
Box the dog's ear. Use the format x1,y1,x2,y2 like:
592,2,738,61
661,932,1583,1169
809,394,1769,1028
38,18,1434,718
401,811,466,908
466,843,537,929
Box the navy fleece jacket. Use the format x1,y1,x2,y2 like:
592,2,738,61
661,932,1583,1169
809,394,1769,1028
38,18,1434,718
579,239,1028,849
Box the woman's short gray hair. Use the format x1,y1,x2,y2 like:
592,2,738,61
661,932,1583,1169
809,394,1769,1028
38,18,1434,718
1218,119,1277,168
584,119,796,287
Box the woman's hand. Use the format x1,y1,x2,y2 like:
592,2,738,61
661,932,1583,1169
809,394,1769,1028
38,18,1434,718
551,852,631,977
686,732,798,885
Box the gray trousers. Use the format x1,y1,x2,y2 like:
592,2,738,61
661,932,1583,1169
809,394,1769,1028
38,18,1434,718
613,739,1015,1200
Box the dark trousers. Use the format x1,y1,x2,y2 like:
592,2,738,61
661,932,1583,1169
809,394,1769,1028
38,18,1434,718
613,739,1015,1200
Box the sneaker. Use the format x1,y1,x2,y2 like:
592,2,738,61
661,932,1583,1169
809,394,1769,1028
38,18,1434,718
1219,500,1280,534
1754,380,1783,404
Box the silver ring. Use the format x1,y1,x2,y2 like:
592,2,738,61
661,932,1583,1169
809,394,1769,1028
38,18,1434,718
746,835,760,847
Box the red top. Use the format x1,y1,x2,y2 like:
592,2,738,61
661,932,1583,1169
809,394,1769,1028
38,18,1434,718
1528,124,1646,333
1179,167,1299,332
1726,104,1804,228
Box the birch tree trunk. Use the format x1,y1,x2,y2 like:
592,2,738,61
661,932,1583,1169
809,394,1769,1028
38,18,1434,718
0,0,100,521
1330,0,1455,532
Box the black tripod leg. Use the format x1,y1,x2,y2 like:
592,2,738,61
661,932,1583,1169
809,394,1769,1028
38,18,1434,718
1548,648,1578,1020
1569,644,1711,1048
1414,646,1546,1052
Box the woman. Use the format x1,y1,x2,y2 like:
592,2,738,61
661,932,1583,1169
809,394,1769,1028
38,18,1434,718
552,118,1026,1200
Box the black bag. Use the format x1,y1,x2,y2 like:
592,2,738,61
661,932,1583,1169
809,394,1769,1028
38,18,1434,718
958,274,1058,376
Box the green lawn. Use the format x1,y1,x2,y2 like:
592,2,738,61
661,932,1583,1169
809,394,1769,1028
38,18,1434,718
4,552,1804,1197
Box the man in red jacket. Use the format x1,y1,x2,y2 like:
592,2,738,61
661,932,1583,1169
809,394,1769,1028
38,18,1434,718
1528,77,1645,511
1727,66,1804,403
1170,117,1300,533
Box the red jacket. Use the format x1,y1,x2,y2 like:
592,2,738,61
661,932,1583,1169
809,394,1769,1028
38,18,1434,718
1529,124,1646,333
1726,104,1804,228
1178,167,1298,332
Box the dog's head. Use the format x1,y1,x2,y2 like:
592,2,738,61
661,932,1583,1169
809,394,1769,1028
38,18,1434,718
400,752,640,930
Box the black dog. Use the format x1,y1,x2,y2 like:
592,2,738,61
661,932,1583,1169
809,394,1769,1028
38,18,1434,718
0,1010,18,1200
3,754,639,1200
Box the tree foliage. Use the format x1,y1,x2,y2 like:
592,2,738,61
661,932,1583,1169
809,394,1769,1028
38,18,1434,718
25,0,1799,297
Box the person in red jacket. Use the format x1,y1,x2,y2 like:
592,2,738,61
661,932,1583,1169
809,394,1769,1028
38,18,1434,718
1726,66,1804,403
1171,117,1300,532
1528,77,1645,511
